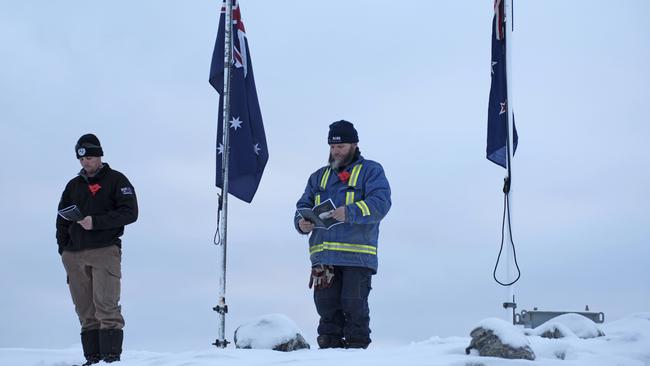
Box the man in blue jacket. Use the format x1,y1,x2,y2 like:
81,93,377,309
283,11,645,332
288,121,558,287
294,120,391,349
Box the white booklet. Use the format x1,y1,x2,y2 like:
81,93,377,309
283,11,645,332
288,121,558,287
297,199,343,230
58,205,84,221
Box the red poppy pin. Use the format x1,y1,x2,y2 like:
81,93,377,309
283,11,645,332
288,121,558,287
338,171,350,183
88,184,102,197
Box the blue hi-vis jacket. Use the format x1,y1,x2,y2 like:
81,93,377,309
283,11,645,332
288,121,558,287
294,156,391,273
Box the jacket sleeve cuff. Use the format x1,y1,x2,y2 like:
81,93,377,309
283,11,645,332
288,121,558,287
294,212,308,235
347,201,370,223
91,215,101,230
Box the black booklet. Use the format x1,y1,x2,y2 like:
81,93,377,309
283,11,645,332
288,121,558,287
297,198,342,230
58,205,84,222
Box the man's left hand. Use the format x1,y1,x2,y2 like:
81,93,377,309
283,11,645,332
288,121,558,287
331,206,346,222
78,216,93,230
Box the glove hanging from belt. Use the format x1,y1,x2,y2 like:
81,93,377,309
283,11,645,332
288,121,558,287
309,265,335,290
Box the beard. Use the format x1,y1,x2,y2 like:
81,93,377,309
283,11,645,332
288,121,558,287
329,147,358,170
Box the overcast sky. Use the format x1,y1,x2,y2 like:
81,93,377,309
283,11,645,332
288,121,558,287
1,0,648,352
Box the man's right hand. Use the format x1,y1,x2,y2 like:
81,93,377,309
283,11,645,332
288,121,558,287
77,216,93,230
298,218,315,234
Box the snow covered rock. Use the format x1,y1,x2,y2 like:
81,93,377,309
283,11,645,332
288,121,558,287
533,322,577,339
535,313,605,339
465,318,535,360
233,314,310,351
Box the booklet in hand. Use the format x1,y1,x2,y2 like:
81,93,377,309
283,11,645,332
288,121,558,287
58,205,84,222
297,198,343,230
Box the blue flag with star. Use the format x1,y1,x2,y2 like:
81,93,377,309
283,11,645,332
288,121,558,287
209,0,268,203
487,0,518,168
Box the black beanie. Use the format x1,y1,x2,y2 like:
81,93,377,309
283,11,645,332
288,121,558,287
328,120,359,144
75,134,104,159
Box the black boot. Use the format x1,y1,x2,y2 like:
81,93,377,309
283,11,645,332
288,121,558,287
317,335,345,349
80,329,100,365
344,337,370,349
99,329,123,363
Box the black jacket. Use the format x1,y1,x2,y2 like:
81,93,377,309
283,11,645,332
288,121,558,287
56,163,138,254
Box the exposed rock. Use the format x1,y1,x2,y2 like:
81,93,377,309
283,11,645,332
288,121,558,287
465,319,535,361
270,333,310,352
234,314,310,351
540,327,566,339
535,322,576,339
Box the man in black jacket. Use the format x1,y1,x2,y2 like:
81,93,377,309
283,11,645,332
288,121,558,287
56,134,138,365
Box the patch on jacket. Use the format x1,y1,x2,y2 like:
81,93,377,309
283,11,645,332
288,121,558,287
120,187,134,195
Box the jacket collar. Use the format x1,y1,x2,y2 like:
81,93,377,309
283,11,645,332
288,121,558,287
78,163,110,182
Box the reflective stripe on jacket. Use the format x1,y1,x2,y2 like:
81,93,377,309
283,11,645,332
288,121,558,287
294,156,391,273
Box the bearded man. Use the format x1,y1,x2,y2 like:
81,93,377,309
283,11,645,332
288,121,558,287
294,120,392,349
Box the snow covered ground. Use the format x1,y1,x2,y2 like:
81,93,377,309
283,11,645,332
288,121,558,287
2,313,649,366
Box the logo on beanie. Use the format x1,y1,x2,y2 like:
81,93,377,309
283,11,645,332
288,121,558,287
77,148,86,157
328,120,359,144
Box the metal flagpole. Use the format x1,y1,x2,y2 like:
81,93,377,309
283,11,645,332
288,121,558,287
213,0,233,348
503,0,517,323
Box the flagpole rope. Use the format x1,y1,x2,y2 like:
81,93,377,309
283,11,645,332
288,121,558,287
493,186,521,286
213,193,222,245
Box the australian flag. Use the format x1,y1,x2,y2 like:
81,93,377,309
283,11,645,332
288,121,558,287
487,0,518,168
209,1,268,203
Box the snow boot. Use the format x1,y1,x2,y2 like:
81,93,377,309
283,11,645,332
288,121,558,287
317,335,345,349
80,329,100,365
99,329,123,363
344,337,370,349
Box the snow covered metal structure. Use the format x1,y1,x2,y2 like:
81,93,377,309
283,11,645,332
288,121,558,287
515,309,605,328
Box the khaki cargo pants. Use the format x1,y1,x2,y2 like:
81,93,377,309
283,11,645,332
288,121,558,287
62,245,124,331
